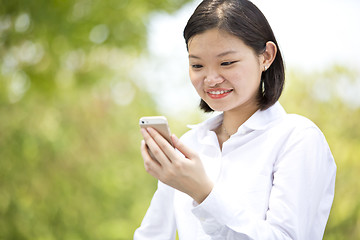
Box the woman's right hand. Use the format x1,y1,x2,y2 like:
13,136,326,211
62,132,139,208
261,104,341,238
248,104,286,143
140,127,213,204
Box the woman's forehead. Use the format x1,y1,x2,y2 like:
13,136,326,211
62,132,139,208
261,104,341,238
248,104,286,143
188,29,249,56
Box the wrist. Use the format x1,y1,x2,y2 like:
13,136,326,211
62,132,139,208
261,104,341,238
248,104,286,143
193,181,213,204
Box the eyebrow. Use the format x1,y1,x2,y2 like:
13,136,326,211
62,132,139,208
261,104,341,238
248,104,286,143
188,54,201,59
188,50,237,59
217,50,237,57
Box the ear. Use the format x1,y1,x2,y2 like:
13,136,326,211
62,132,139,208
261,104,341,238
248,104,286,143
261,41,277,71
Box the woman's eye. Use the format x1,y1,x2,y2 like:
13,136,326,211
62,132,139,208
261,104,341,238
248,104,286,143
221,61,237,66
191,64,203,69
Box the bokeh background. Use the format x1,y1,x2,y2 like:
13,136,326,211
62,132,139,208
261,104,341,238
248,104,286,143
0,0,359,239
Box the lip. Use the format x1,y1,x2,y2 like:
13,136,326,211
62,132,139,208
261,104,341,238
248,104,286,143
206,88,233,99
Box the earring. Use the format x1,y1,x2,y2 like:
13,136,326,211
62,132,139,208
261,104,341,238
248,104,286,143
264,65,268,71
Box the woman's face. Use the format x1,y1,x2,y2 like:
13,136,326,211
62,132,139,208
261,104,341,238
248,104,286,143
187,28,264,113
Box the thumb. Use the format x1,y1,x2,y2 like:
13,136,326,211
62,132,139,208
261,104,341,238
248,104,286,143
171,134,197,159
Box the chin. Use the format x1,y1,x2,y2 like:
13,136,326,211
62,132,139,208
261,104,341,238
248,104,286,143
207,104,230,112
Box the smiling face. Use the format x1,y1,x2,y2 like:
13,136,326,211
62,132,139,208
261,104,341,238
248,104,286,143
188,28,264,113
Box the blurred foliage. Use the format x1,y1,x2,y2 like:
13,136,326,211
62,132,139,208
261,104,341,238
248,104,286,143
0,0,359,239
0,0,191,239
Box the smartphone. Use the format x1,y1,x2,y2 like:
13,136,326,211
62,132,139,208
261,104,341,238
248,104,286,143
139,116,173,146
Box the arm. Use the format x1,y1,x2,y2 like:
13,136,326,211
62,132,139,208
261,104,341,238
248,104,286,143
135,127,213,239
133,179,176,239
191,126,336,239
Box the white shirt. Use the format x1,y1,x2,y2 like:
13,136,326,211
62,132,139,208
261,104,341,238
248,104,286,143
134,102,336,240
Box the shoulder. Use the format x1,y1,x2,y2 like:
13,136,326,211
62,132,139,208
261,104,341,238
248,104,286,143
283,113,317,128
266,112,331,155
279,113,322,135
276,113,331,154
270,113,335,174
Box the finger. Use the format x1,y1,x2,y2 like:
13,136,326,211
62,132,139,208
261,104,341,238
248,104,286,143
146,127,173,148
140,140,161,177
171,134,198,159
141,127,171,166
140,139,159,166
146,127,174,160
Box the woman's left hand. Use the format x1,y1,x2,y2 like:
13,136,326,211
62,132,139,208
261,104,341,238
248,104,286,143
140,127,213,204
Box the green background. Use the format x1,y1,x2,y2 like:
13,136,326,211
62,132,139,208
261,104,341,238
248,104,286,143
0,0,359,239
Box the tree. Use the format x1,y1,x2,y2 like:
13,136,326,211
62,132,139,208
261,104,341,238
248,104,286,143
0,0,191,239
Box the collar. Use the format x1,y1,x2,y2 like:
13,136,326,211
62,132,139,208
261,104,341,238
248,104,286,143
242,101,286,131
188,102,286,135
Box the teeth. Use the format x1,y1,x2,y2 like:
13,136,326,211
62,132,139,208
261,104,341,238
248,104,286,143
209,90,231,95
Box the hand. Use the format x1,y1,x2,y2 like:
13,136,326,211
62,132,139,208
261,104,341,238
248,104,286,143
140,127,213,203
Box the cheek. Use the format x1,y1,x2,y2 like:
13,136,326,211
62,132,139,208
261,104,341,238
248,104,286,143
189,71,202,89
235,65,261,87
226,71,260,97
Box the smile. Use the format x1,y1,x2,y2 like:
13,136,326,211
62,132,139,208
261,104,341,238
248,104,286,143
206,89,233,99
208,90,232,95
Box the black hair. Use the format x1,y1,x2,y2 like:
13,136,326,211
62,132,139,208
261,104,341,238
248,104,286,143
183,0,285,111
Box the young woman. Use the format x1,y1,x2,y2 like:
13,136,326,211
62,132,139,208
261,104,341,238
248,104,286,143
135,0,336,239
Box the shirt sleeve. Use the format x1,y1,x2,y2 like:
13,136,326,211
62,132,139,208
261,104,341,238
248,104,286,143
191,126,336,240
134,180,177,240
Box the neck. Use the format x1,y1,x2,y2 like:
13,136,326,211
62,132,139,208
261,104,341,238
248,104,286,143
222,103,259,136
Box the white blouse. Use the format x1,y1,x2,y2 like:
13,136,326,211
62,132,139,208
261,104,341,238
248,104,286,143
134,102,336,240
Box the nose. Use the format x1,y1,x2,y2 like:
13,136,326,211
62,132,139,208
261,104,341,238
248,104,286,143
204,71,224,87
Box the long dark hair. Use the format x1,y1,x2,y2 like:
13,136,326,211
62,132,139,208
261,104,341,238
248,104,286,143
183,0,285,111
